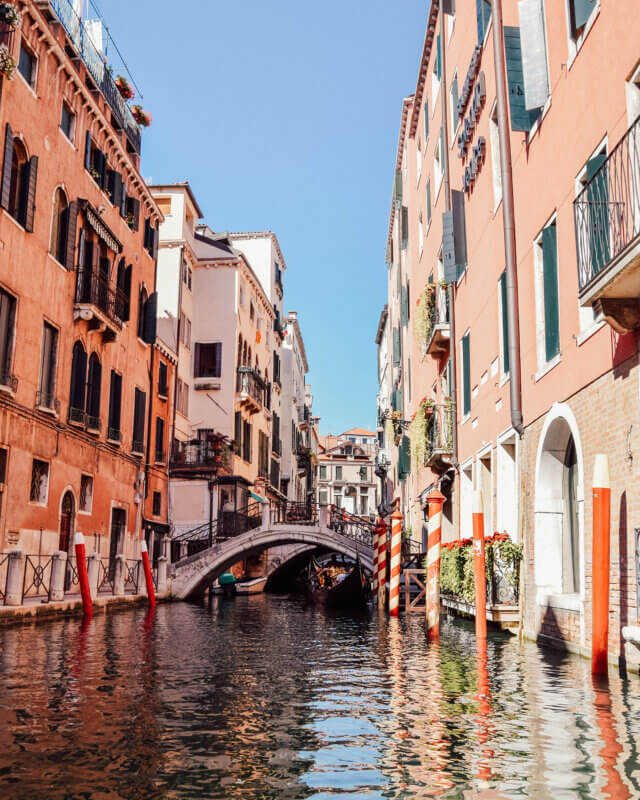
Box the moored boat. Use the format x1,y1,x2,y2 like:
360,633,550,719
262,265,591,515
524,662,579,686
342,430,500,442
311,559,369,610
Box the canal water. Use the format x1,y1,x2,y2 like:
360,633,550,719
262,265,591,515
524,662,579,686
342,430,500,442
0,597,639,799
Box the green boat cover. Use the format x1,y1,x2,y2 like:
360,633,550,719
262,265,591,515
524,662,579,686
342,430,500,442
218,573,236,585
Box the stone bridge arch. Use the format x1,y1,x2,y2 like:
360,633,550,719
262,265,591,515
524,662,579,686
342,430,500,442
169,523,374,599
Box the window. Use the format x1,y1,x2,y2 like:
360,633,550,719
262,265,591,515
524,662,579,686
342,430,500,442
626,63,640,125
258,431,269,478
242,420,252,463
156,196,171,216
84,132,107,190
108,370,122,442
38,322,58,410
1,125,38,230
0,447,7,519
30,458,49,504
567,0,598,50
534,221,560,368
155,417,165,462
60,102,75,142
498,272,510,377
143,217,158,257
49,188,69,265
250,302,255,322
239,283,245,306
489,103,502,210
85,353,102,431
123,193,140,230
434,126,444,192
319,490,328,504
194,342,222,379
335,465,343,481
432,33,442,96
176,378,189,417
79,474,93,513
18,42,37,89
477,0,492,43
334,494,342,509
152,491,161,516
115,260,131,322
132,388,146,454
319,465,327,480
416,138,422,185
426,179,432,225
424,99,429,142
0,288,17,391
137,286,148,340
360,496,369,515
179,312,191,349
461,331,471,417
158,361,168,397
234,410,242,454
418,216,424,258
69,341,87,423
450,73,459,134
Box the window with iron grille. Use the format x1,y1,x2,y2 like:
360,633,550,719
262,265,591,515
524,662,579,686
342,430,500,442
79,474,93,513
152,491,161,516
30,459,49,504
158,361,168,397
242,420,252,463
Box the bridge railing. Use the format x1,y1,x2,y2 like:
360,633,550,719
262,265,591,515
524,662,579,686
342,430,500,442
171,502,262,563
271,501,318,526
327,506,375,547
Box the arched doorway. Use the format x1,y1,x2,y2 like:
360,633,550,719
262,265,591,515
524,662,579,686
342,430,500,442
534,405,584,597
59,491,75,553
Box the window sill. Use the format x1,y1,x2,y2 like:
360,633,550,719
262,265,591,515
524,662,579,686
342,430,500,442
534,353,561,382
36,404,59,419
499,372,510,388
576,319,605,346
195,379,221,390
17,71,38,99
107,437,121,447
29,500,48,508
0,383,16,399
461,412,470,425
566,7,600,72
527,95,552,143
131,450,144,458
2,208,26,233
492,197,503,218
47,252,68,272
78,509,92,517
58,127,76,150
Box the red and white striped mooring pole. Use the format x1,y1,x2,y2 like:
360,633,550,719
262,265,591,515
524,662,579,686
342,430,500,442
141,540,157,608
377,519,387,608
74,532,93,620
389,506,403,617
372,518,381,596
426,489,445,640
592,454,610,675
472,490,487,640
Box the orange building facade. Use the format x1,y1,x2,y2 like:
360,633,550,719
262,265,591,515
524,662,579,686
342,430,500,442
0,1,169,566
381,0,640,666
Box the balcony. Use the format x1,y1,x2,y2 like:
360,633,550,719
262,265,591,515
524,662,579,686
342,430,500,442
170,436,231,477
131,439,144,456
573,115,640,332
74,268,127,339
425,403,454,472
107,427,121,445
236,367,264,414
425,287,450,356
36,0,141,155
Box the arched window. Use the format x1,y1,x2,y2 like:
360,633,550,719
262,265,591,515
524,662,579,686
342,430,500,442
1,126,38,231
49,188,69,264
137,286,148,339
237,335,243,365
242,342,247,366
69,341,87,423
8,138,27,221
86,353,102,431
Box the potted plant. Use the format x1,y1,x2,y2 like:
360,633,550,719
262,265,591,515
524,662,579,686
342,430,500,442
0,2,21,29
413,285,435,353
125,212,135,229
0,43,15,79
115,74,135,100
89,165,101,181
131,105,152,127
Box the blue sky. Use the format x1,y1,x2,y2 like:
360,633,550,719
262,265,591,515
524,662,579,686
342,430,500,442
101,0,427,435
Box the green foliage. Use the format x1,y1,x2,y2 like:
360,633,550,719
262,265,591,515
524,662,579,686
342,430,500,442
437,538,523,605
413,286,435,352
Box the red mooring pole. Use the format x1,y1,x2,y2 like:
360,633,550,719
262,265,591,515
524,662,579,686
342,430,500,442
592,454,610,675
74,532,93,620
141,540,157,608
426,489,445,640
389,507,403,617
472,490,487,640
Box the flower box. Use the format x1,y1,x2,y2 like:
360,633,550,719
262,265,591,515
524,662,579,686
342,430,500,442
0,2,21,29
0,43,15,78
131,105,152,127
115,74,135,100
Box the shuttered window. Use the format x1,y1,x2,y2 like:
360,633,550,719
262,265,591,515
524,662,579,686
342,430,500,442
0,289,16,386
586,153,609,273
461,333,471,417
450,74,459,132
392,326,400,366
504,27,541,133
570,0,597,39
400,206,409,250
132,389,146,453
108,370,122,440
541,223,560,363
499,272,510,375
476,0,492,43
85,355,101,426
234,411,242,454
69,341,87,419
38,322,58,408
194,342,222,378
398,436,411,480
426,179,432,224
518,0,550,112
435,34,442,80
155,417,165,462
242,420,252,463
401,284,408,326
424,100,429,142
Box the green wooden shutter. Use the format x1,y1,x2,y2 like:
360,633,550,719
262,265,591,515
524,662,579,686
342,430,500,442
477,0,491,42
435,34,441,79
424,100,429,141
397,261,402,297
392,326,400,365
500,271,510,374
504,27,541,132
451,75,459,127
542,224,560,362
426,180,431,224
401,206,409,250
462,333,471,416
573,0,597,31
401,285,408,326
586,153,609,274
399,435,411,480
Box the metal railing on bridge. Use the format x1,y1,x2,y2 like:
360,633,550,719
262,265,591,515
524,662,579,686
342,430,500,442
327,506,375,548
171,502,263,561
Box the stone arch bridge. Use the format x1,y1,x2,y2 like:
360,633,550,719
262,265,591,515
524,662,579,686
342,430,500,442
169,503,375,600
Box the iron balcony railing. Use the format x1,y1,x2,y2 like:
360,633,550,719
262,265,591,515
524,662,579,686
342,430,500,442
68,406,86,425
170,439,229,471
236,367,264,407
75,268,128,327
132,438,144,455
44,0,141,154
85,414,101,433
107,427,121,443
426,403,454,464
35,390,60,414
574,114,640,293
429,285,450,328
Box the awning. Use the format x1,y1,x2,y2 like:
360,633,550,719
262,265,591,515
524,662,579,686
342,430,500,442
78,199,123,253
249,490,265,503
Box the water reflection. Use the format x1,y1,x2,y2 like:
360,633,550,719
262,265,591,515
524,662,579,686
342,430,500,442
0,598,637,797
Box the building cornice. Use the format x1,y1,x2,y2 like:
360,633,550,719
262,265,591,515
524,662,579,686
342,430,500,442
408,0,441,138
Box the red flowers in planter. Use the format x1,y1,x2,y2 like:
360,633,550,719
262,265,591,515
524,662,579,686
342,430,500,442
115,75,135,100
131,105,152,127
441,532,510,550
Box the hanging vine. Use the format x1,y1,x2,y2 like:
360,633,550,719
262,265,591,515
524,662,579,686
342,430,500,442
413,285,435,353
408,397,434,466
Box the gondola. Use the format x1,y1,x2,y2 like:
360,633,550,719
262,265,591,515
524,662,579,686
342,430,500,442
309,558,369,610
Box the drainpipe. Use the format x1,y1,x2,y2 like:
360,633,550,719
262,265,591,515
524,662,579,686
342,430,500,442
439,6,458,470
491,0,524,436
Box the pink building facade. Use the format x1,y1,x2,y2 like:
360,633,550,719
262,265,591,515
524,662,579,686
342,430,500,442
379,0,640,669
